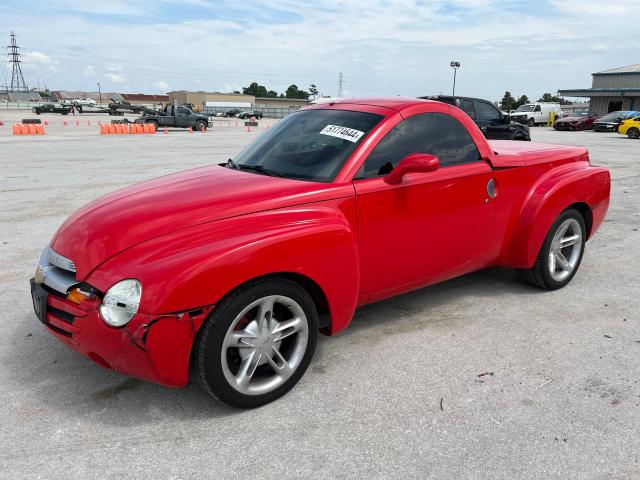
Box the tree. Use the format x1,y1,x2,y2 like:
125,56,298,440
285,84,310,99
537,92,571,105
242,82,271,98
309,83,319,99
515,95,529,108
266,90,278,98
500,91,517,112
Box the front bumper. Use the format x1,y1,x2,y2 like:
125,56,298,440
593,124,617,132
30,274,212,387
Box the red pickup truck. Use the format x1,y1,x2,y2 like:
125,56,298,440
30,98,610,408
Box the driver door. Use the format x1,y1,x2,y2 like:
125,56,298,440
175,106,192,127
354,112,495,297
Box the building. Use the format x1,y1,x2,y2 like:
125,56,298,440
254,97,309,109
121,93,170,107
50,90,124,104
559,64,640,115
167,90,309,110
167,91,254,110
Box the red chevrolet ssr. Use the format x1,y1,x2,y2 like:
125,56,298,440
30,98,610,408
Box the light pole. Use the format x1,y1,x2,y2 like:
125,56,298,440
97,82,102,107
450,61,460,96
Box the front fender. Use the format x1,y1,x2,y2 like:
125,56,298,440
500,162,610,268
86,197,359,335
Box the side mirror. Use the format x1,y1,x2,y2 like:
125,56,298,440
384,153,440,185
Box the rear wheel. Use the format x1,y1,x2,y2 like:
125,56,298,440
517,208,586,290
628,127,639,139
196,278,318,408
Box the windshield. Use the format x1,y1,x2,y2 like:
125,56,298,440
598,112,623,122
232,109,383,182
515,105,535,112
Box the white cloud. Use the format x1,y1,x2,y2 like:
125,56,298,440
151,80,170,91
23,51,56,71
105,73,125,84
83,65,95,77
106,64,124,72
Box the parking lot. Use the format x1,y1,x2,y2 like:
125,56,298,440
1,110,638,479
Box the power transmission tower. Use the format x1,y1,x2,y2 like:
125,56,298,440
338,72,343,97
7,32,28,92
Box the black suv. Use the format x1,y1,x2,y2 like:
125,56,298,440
420,95,531,141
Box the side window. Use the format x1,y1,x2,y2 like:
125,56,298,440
177,106,190,115
534,105,542,112
476,102,501,122
458,99,476,120
363,113,481,178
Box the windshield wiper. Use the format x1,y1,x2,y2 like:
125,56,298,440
226,158,239,169
237,164,285,178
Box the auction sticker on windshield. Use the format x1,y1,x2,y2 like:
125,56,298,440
319,125,365,143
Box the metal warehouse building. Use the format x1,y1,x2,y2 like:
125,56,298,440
559,64,640,115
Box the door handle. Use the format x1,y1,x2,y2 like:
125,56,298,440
487,179,497,198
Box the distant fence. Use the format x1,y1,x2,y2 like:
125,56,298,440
203,106,304,119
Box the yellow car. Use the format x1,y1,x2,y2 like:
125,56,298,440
618,116,640,139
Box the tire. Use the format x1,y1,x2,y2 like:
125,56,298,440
517,208,586,290
196,277,318,408
628,127,640,139
195,120,207,131
145,120,159,131
527,118,535,127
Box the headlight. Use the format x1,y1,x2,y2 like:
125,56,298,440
99,279,142,327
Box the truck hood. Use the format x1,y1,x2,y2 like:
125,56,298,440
51,165,341,279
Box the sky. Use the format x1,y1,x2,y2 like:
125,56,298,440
0,0,636,101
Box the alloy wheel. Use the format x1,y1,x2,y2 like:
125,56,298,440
548,218,583,282
220,295,309,396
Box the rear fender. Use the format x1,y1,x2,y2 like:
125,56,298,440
500,162,610,268
86,198,359,335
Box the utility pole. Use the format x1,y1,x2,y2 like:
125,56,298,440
7,32,28,92
450,61,460,96
97,82,102,107
338,72,343,97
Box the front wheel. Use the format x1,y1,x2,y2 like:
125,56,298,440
517,208,586,290
628,127,639,139
195,120,207,131
527,118,535,127
196,278,318,408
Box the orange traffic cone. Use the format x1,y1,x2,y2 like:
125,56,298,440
188,126,193,133
246,125,251,132
164,127,168,134
76,119,80,126
44,118,48,126
63,120,68,126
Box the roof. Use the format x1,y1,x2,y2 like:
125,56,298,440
255,97,309,103
2,91,42,101
121,93,169,102
332,97,433,110
558,88,640,97
51,91,124,102
594,64,640,75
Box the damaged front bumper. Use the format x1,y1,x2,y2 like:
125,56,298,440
30,276,212,387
